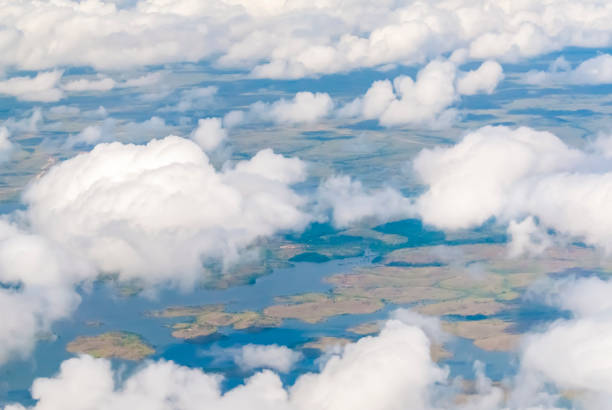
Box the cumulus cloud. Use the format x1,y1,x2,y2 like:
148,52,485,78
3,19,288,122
339,59,503,127
0,220,93,364
316,175,413,228
524,54,612,85
0,129,313,363
515,276,612,408
190,118,227,152
234,344,302,373
411,125,612,253
3,0,608,78
0,71,63,102
6,320,446,410
63,118,117,148
456,60,504,95
0,0,612,78
23,135,310,286
247,92,334,125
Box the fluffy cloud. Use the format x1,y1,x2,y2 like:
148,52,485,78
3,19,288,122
1,1,611,78
456,60,504,95
524,54,612,85
411,125,612,253
0,131,312,363
316,175,413,228
23,135,310,286
234,344,302,373
339,59,503,127
516,277,612,408
0,71,63,102
239,92,334,125
6,319,446,410
191,117,227,152
0,220,93,364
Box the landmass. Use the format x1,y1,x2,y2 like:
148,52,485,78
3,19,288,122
152,242,611,353
152,305,281,340
66,331,154,360
442,319,520,351
264,293,384,324
302,337,352,351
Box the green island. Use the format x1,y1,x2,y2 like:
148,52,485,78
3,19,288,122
66,331,154,360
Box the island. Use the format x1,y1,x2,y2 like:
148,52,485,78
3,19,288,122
66,331,154,360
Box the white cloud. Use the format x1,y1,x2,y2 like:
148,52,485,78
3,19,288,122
191,117,227,152
7,320,446,410
0,71,63,102
251,92,334,125
222,91,334,127
507,217,552,258
23,135,310,286
3,108,43,134
161,86,218,112
0,130,313,363
62,116,171,148
63,118,117,148
516,277,612,408
525,54,612,85
62,76,115,92
234,344,302,373
0,1,612,79
456,60,504,95
316,175,413,228
339,59,503,127
411,125,612,253
0,127,14,162
119,72,164,88
0,220,93,364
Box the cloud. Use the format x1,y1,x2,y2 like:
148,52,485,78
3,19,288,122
119,72,164,88
0,130,312,363
250,92,334,125
524,54,612,85
0,220,93,364
63,118,117,148
339,59,503,127
62,76,115,92
3,108,43,134
23,135,310,286
0,71,63,102
1,1,612,79
456,60,504,95
6,319,446,410
515,276,612,408
234,344,302,373
222,91,334,128
191,118,227,152
316,175,413,228
62,116,171,148
411,125,612,253
0,127,14,162
161,86,218,112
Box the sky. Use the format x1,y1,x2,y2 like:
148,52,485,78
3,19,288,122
2,0,612,409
